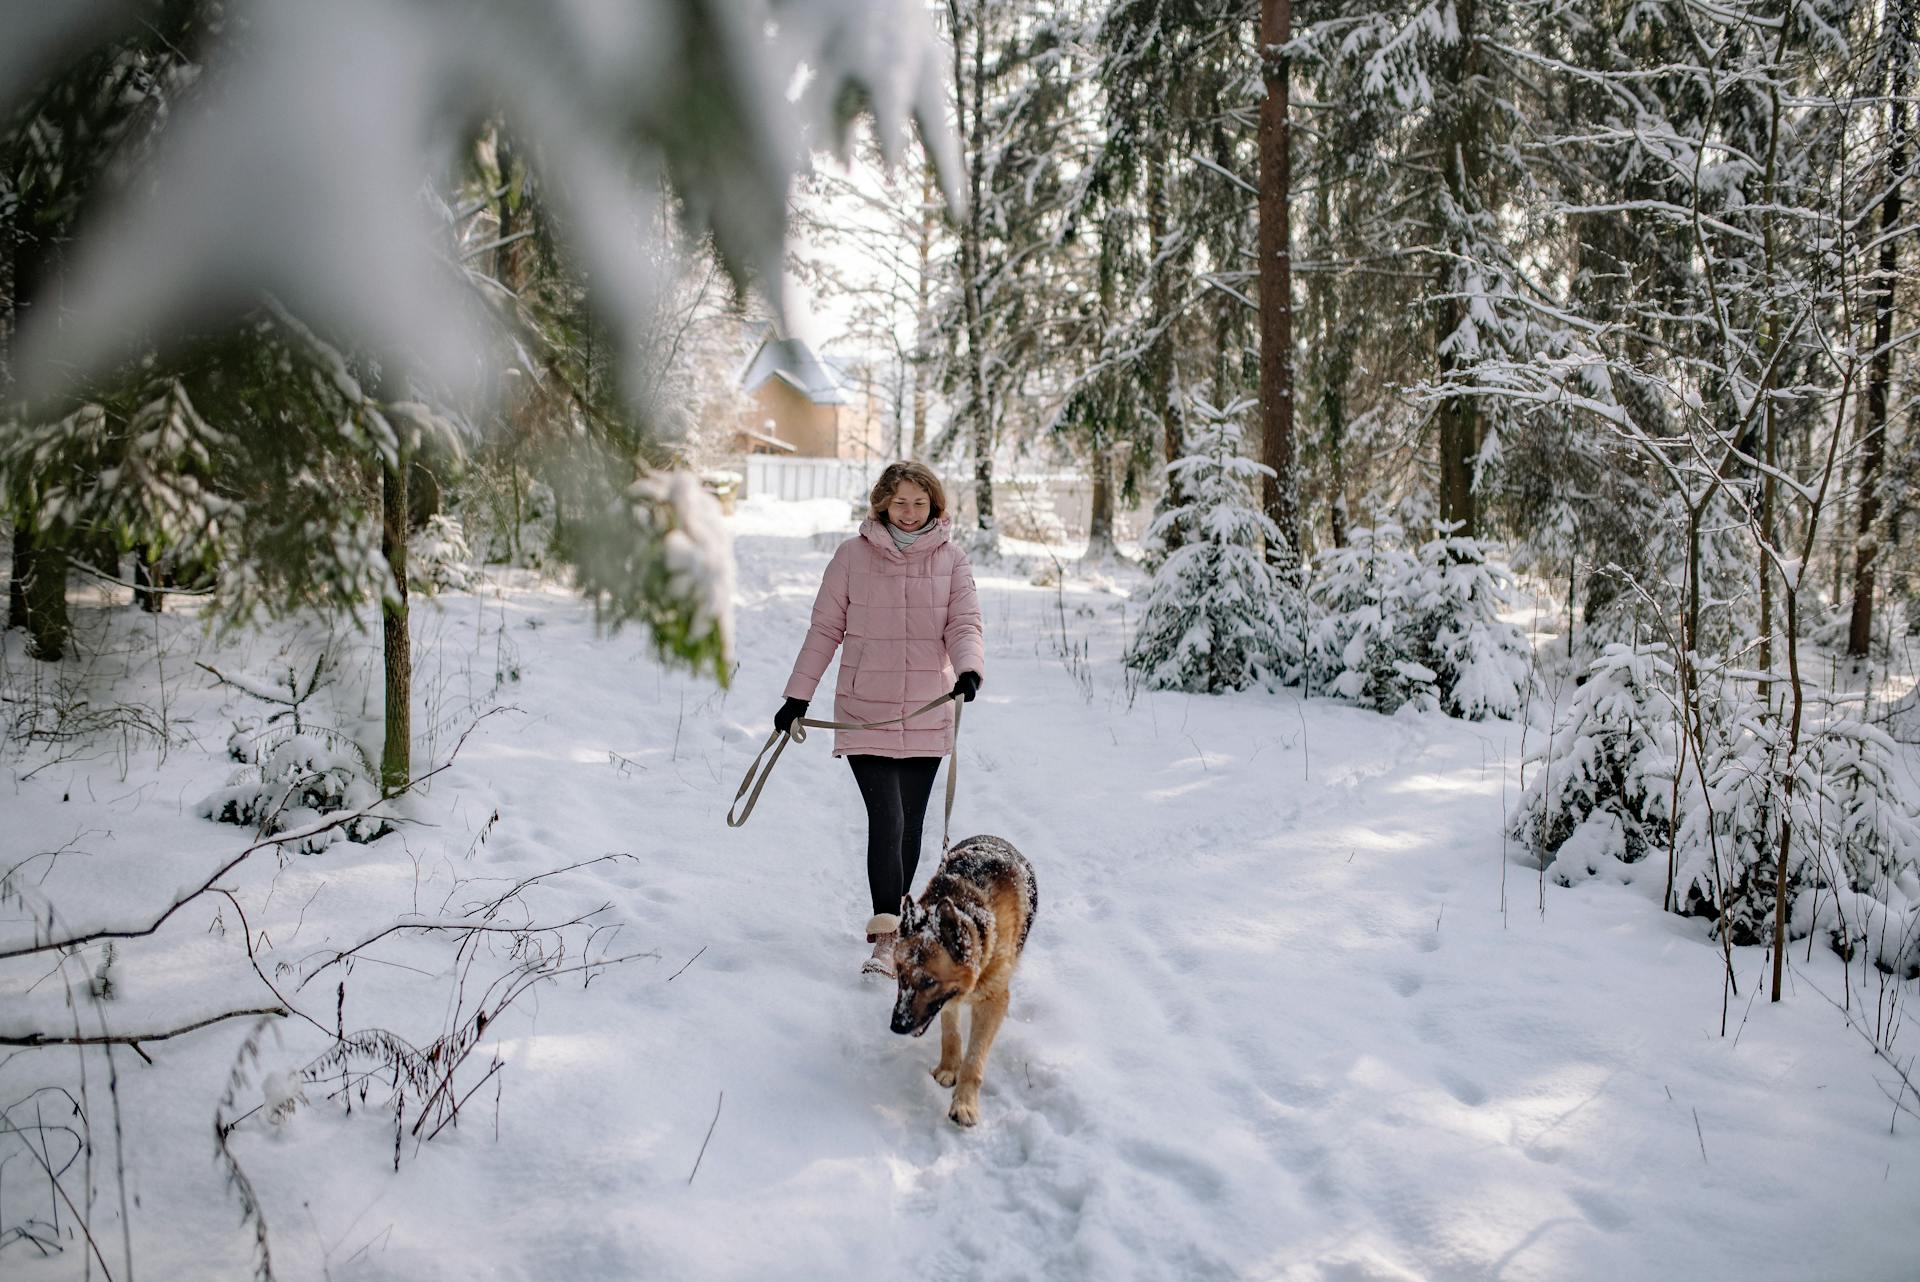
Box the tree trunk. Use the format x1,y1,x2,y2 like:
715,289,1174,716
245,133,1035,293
912,159,935,458
1436,367,1480,536
135,551,166,614
1258,0,1299,566
1087,436,1114,558
381,458,412,795
1147,146,1178,473
953,1,995,536
1434,0,1481,538
1848,0,1911,658
408,458,441,530
20,530,69,661
7,523,27,629
952,5,998,537
1758,389,1777,705
1314,184,1350,550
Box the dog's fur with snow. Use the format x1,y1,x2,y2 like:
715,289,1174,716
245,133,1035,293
889,834,1038,1127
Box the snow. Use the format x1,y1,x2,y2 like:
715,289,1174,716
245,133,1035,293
4,504,1918,1282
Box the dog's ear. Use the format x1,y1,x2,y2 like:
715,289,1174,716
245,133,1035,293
899,895,922,935
937,904,976,967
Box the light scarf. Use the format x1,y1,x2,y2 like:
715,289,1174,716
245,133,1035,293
886,521,929,553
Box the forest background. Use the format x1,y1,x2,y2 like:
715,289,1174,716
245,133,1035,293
3,1,1920,1277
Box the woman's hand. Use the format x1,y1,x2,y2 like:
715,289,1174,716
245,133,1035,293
951,672,982,703
775,697,809,734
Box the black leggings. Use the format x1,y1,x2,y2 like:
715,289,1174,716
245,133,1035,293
847,754,944,918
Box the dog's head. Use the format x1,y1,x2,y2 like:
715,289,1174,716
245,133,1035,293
888,894,982,1037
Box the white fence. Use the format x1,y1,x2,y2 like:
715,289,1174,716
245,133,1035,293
745,456,881,503
741,456,1153,545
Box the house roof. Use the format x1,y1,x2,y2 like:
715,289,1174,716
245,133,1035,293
739,337,850,406
735,425,797,453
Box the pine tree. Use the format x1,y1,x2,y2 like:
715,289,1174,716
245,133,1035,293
932,0,1084,543
1,3,204,657
1848,0,1915,657
1125,396,1302,692
1071,0,1287,567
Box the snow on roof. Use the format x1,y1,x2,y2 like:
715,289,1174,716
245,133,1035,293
739,337,851,406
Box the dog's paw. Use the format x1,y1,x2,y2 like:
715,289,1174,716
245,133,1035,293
948,1096,980,1127
932,1065,958,1088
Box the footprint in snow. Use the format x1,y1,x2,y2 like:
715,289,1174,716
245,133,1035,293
1436,1069,1489,1107
1115,1136,1229,1201
1568,1185,1632,1232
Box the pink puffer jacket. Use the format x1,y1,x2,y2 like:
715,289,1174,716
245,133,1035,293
783,517,985,758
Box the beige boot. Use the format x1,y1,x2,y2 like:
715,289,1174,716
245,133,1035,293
861,931,898,978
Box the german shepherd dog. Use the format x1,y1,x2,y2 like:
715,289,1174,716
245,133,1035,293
889,835,1038,1127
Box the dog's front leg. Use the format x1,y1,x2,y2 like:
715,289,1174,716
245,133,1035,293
948,990,1009,1127
932,1003,962,1088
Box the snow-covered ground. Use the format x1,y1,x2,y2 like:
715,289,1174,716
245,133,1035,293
5,497,1917,1282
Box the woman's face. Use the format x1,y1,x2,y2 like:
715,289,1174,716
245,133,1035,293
886,480,931,532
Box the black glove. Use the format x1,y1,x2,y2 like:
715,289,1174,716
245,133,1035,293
774,697,809,734
951,671,982,703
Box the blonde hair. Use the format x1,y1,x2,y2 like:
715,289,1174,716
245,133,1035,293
868,460,947,525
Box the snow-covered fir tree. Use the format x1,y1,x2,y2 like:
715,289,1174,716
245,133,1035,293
1306,521,1528,719
1517,646,1920,973
1125,397,1302,693
1511,644,1684,883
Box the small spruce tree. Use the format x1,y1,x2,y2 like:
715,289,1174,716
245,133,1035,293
1125,397,1302,693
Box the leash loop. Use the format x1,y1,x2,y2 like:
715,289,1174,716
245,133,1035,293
725,692,964,840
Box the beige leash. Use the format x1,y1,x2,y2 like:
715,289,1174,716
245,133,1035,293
726,693,964,849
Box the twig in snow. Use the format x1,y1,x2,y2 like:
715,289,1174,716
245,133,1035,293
0,1007,290,1050
688,1091,723,1185
667,945,707,982
1792,965,1920,1124
1692,1107,1709,1164
423,1057,506,1143
0,1102,119,1280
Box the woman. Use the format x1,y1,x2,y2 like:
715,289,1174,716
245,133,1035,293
775,460,985,978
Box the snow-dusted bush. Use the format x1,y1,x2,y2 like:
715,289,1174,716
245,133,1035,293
1307,522,1529,719
1304,524,1428,710
199,731,389,853
1515,649,1920,974
1797,718,1920,976
1669,683,1783,944
1511,644,1682,881
1125,398,1303,693
1673,704,1920,963
409,513,478,593
458,466,558,568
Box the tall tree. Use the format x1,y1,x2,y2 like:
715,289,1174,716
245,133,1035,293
1084,0,1268,553
936,0,1082,542
1,3,205,658
1258,0,1299,563
1848,0,1914,658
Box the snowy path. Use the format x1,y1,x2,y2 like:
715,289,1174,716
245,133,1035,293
9,505,1918,1282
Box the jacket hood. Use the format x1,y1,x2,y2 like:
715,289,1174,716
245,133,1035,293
859,516,953,561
